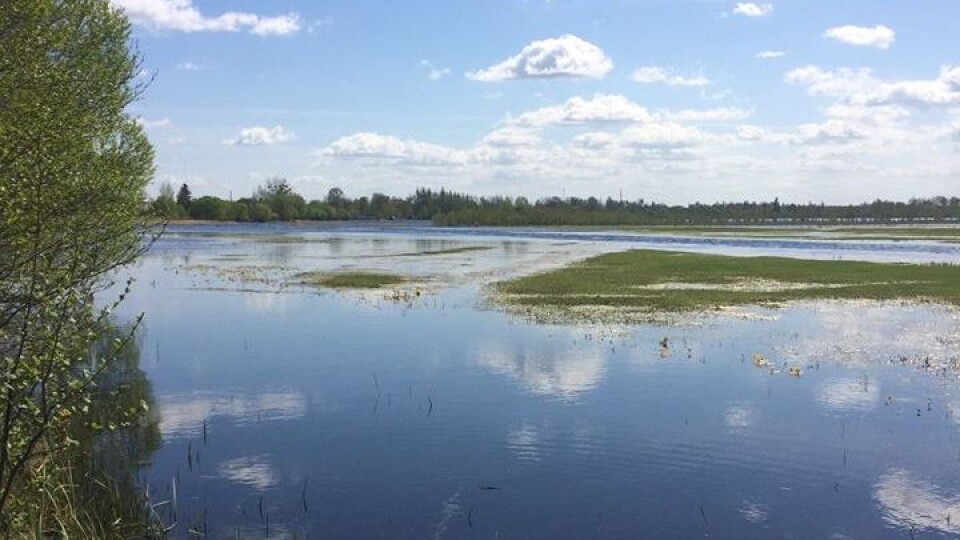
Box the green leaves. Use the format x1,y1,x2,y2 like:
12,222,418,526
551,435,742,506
0,0,158,532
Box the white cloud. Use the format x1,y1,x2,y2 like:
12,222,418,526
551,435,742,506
824,25,895,49
786,65,960,108
136,117,172,129
419,60,451,81
110,0,301,35
665,108,751,123
793,119,868,146
225,126,295,146
506,94,654,127
631,66,710,87
176,60,204,71
466,35,613,81
314,91,960,204
733,3,773,17
755,50,786,59
479,127,543,148
321,132,466,165
620,123,703,149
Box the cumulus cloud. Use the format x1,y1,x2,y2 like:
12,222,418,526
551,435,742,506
321,132,466,164
733,3,773,17
665,108,751,123
507,94,654,127
786,65,960,108
755,50,786,59
314,91,960,203
479,127,543,148
620,123,703,149
631,66,710,87
110,0,301,35
824,25,895,49
225,126,295,146
793,120,868,146
466,35,613,81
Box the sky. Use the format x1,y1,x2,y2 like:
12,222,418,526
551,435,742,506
115,0,960,204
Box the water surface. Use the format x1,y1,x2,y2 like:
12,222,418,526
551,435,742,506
111,225,960,539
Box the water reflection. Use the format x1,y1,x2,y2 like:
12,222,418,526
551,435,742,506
69,324,162,532
740,500,769,524
216,455,279,491
724,404,757,430
506,424,542,461
158,391,306,439
477,341,607,398
875,469,960,534
780,303,960,368
817,377,879,412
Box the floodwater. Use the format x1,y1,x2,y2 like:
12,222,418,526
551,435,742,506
108,223,960,539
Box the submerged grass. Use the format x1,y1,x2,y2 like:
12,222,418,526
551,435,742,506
497,249,960,312
298,271,407,289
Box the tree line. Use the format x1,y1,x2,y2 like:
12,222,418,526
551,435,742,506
156,181,960,226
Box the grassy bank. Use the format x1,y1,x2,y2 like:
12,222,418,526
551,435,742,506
496,249,960,312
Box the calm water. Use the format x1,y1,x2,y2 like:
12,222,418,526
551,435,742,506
110,224,960,539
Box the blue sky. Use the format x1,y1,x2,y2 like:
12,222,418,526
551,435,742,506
116,0,960,204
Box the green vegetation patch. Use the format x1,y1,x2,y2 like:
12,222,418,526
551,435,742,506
497,249,960,312
298,271,407,289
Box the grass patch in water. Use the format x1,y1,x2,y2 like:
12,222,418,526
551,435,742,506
298,271,407,289
497,249,960,311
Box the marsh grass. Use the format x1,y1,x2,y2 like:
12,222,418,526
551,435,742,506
297,271,407,289
497,249,960,311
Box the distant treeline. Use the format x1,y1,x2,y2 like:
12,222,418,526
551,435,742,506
152,178,960,226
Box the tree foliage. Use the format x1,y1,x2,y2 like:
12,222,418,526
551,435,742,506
0,0,157,533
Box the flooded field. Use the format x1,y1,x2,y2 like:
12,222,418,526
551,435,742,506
110,224,960,539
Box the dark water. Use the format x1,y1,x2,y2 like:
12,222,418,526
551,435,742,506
111,225,960,539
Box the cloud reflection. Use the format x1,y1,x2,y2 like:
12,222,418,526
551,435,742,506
506,424,542,461
816,377,879,412
477,341,607,398
159,391,306,439
740,500,769,523
779,303,960,369
725,404,757,430
216,455,278,491
875,469,960,534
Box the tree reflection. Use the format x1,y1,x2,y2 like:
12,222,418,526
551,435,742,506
63,322,162,535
